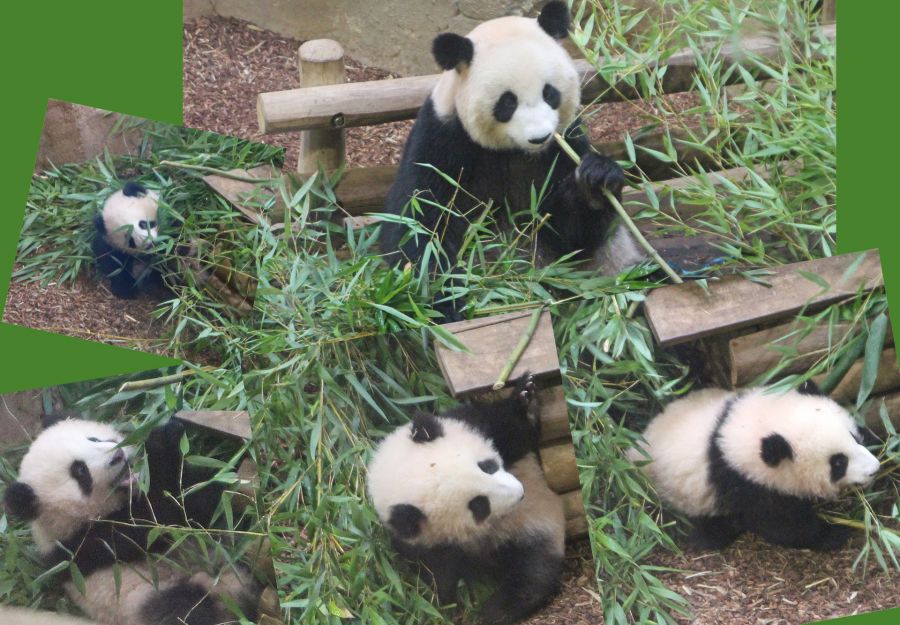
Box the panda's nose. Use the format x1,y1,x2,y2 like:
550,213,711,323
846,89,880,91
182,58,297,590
529,133,551,145
109,448,125,465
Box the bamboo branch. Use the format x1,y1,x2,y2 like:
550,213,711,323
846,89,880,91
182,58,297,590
492,305,545,390
117,367,215,393
552,133,683,284
158,160,280,183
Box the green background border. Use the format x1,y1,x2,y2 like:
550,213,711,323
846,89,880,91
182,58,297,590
0,2,895,622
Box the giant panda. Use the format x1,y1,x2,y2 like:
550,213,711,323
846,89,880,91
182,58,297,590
378,1,644,320
629,382,882,551
367,374,565,625
2,415,260,625
92,182,164,299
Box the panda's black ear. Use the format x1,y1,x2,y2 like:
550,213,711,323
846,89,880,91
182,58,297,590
796,380,824,396
761,433,794,467
538,1,570,39
41,412,70,429
388,504,426,539
4,482,39,521
410,414,444,443
432,33,474,71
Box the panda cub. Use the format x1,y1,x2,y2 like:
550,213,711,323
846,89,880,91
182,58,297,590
92,182,163,299
379,1,643,319
630,383,882,551
367,374,565,625
3,416,260,625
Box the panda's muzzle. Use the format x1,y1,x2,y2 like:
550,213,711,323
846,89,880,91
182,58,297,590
529,133,551,145
109,448,126,465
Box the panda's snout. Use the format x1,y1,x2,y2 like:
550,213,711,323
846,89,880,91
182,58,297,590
528,133,551,145
109,448,126,465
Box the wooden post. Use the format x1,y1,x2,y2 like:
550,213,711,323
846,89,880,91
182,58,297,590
297,39,346,174
822,0,836,23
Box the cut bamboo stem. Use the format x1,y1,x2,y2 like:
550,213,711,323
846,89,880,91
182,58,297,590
492,305,545,390
552,132,683,284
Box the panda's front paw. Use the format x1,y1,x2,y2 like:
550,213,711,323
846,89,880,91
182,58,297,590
576,152,624,204
811,523,852,551
145,419,186,461
515,373,540,426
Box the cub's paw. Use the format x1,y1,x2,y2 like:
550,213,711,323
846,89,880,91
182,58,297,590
145,419,186,459
811,523,851,552
516,373,540,426
576,152,624,203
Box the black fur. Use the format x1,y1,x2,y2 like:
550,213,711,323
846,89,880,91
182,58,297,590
696,399,850,551
69,460,93,496
92,214,163,299
3,482,38,520
797,380,824,396
391,374,561,624
410,413,444,442
378,97,623,321
122,182,148,198
139,578,258,625
41,411,74,429
760,433,793,467
432,33,474,70
388,503,427,539
537,1,570,39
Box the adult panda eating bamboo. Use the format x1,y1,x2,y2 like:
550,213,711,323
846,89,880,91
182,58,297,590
378,1,644,320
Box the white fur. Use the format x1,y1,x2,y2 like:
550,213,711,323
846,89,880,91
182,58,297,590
17,419,135,553
101,188,159,252
0,606,95,625
368,419,524,548
631,387,881,516
432,15,580,152
594,223,646,276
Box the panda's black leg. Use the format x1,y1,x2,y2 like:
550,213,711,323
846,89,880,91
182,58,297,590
417,546,466,606
576,152,625,205
753,509,851,551
687,515,744,550
515,372,539,428
478,540,562,625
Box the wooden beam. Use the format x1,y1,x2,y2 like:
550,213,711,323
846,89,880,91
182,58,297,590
862,390,900,433
258,26,834,134
644,250,884,347
174,410,252,441
561,489,589,539
540,440,580,494
814,348,900,405
434,310,560,398
201,164,284,225
297,39,346,174
729,320,894,388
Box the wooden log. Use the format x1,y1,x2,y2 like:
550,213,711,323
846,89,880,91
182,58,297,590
202,164,284,225
538,385,572,444
540,440,580,494
822,0,836,23
297,39,346,174
257,25,834,134
561,489,588,539
862,390,900,433
434,310,561,398
814,347,900,405
644,250,884,347
729,320,894,388
174,410,252,441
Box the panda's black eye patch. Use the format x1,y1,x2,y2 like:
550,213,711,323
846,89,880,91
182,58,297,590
493,91,518,123
149,221,157,228
138,220,149,230
69,460,93,496
543,84,561,109
468,495,491,523
478,459,499,475
830,453,849,482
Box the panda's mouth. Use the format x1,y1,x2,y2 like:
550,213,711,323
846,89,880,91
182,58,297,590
114,463,137,490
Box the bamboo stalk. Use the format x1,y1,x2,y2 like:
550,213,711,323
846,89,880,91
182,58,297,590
158,160,279,183
117,367,215,393
552,133,683,284
492,305,545,390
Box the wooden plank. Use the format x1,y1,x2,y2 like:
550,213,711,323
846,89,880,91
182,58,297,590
258,26,833,133
730,320,894,387
561,489,588,539
814,348,900,405
175,410,252,441
202,165,284,225
435,310,560,398
862,390,900,433
540,440,580,494
644,250,884,347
